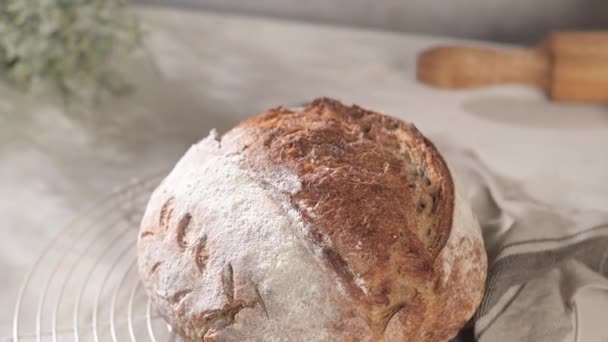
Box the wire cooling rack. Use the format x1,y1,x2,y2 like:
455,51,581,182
12,172,182,341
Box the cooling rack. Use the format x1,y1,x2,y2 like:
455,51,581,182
12,172,182,341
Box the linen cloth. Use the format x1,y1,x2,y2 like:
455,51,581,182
440,144,608,342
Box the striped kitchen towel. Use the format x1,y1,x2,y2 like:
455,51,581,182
442,147,608,342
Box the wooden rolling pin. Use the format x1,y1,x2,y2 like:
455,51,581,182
417,31,608,103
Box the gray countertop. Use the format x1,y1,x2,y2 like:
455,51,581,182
2,6,608,340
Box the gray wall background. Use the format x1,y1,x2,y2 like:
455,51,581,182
140,0,608,43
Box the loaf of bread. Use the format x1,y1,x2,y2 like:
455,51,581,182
137,98,487,341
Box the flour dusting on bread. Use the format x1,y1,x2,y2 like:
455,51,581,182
138,130,371,340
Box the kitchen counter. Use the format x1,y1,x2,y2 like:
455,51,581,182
2,6,608,340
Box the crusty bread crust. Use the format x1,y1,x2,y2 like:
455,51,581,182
138,98,486,341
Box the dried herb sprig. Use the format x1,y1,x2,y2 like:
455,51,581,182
0,0,141,98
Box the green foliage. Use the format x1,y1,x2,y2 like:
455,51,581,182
0,0,141,98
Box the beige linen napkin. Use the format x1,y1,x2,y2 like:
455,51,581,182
441,145,608,342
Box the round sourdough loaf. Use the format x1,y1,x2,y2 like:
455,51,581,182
137,98,487,342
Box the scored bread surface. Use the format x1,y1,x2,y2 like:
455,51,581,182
137,98,487,341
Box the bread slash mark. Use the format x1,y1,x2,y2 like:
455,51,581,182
176,213,192,248
193,235,209,273
254,284,269,318
150,261,163,274
170,289,192,304
139,231,155,239
222,263,235,301
159,197,176,232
